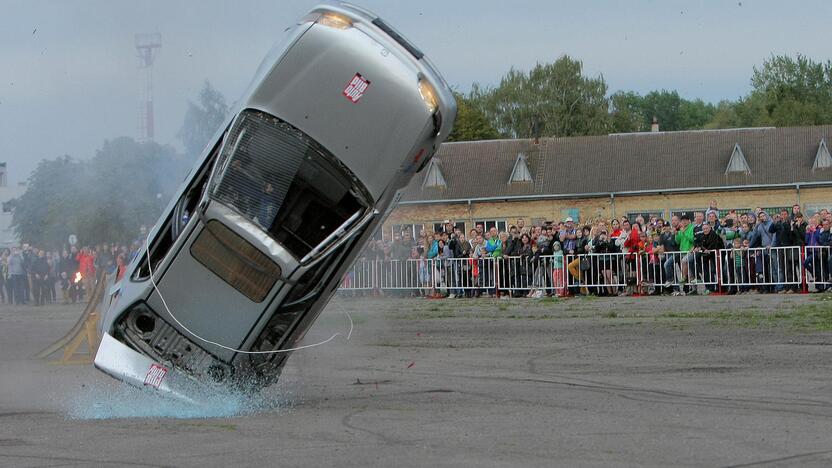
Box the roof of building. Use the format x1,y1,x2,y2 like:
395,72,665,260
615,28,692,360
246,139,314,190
401,125,832,203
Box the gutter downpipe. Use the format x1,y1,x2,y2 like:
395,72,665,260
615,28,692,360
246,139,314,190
796,183,801,206
610,193,616,219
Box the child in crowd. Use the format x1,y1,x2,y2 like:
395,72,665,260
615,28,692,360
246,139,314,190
731,238,750,294
551,241,564,296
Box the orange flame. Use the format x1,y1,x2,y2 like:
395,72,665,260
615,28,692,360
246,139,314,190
74,272,83,284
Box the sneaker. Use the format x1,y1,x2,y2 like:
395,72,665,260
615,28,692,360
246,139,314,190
448,294,456,299
663,281,672,288
671,291,684,296
702,290,711,296
785,290,794,294
500,295,511,300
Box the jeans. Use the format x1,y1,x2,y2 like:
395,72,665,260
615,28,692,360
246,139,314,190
9,274,25,305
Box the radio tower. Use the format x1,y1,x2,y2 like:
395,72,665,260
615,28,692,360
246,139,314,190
135,33,161,142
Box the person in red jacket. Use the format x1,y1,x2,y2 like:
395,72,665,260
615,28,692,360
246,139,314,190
76,247,96,300
623,224,645,295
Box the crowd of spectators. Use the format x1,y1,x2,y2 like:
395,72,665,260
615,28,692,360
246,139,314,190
0,239,143,306
352,200,832,298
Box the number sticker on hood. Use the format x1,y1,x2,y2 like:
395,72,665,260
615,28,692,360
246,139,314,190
343,73,370,103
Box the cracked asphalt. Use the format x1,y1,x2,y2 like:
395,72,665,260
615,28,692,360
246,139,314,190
2,294,832,467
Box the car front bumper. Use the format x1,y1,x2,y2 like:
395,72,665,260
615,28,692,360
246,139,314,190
94,332,209,405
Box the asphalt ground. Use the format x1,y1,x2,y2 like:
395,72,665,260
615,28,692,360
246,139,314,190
2,293,832,467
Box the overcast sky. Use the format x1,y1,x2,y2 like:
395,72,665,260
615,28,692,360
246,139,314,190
1,0,830,183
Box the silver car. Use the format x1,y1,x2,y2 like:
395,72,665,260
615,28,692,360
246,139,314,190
94,2,455,401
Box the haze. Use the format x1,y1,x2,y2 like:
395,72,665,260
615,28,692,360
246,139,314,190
1,0,829,184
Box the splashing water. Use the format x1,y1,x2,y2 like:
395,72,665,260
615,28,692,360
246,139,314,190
64,380,295,420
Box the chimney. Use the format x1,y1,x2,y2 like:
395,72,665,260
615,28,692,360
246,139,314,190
651,116,659,133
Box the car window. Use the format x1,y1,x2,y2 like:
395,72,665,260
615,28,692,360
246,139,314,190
210,109,370,259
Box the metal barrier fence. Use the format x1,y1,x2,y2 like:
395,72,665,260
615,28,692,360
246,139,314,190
803,246,830,289
493,256,564,295
342,258,498,293
341,245,829,295
718,246,803,291
564,253,630,292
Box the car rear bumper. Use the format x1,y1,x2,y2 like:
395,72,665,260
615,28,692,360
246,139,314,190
94,332,207,405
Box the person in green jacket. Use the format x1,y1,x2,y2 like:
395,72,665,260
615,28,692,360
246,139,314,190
675,215,695,282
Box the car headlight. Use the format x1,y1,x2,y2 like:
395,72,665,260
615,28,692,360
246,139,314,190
418,80,438,113
317,12,352,30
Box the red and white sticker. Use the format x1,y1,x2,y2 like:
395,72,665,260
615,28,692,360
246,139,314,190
343,73,370,103
144,364,168,389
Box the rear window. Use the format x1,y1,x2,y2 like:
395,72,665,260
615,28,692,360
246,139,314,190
210,110,369,259
190,220,280,303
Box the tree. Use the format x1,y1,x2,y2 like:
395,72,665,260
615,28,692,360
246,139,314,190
468,56,610,138
609,91,645,133
610,89,716,133
749,54,832,126
11,138,186,248
11,156,87,247
677,98,718,130
446,92,501,142
178,80,229,158
706,54,832,129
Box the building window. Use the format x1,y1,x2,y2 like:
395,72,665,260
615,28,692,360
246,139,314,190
370,225,385,241
805,205,832,216
431,221,466,235
474,219,507,233
670,209,706,219
392,223,423,239
626,211,665,223
716,208,750,218
559,208,580,223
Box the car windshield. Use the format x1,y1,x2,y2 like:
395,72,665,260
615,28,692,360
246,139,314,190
210,109,370,259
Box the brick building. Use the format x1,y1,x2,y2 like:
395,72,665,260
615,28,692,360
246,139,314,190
381,125,832,238
0,163,26,248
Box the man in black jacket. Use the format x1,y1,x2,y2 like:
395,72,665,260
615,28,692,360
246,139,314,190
695,223,723,293
31,249,50,306
660,224,680,294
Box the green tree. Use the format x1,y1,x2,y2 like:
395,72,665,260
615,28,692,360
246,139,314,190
178,80,229,158
11,156,87,247
469,56,610,138
678,98,718,130
610,90,716,132
609,91,645,133
706,54,832,129
12,138,186,248
447,92,500,142
749,54,832,126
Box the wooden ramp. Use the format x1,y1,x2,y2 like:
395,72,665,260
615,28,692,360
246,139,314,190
36,272,110,364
